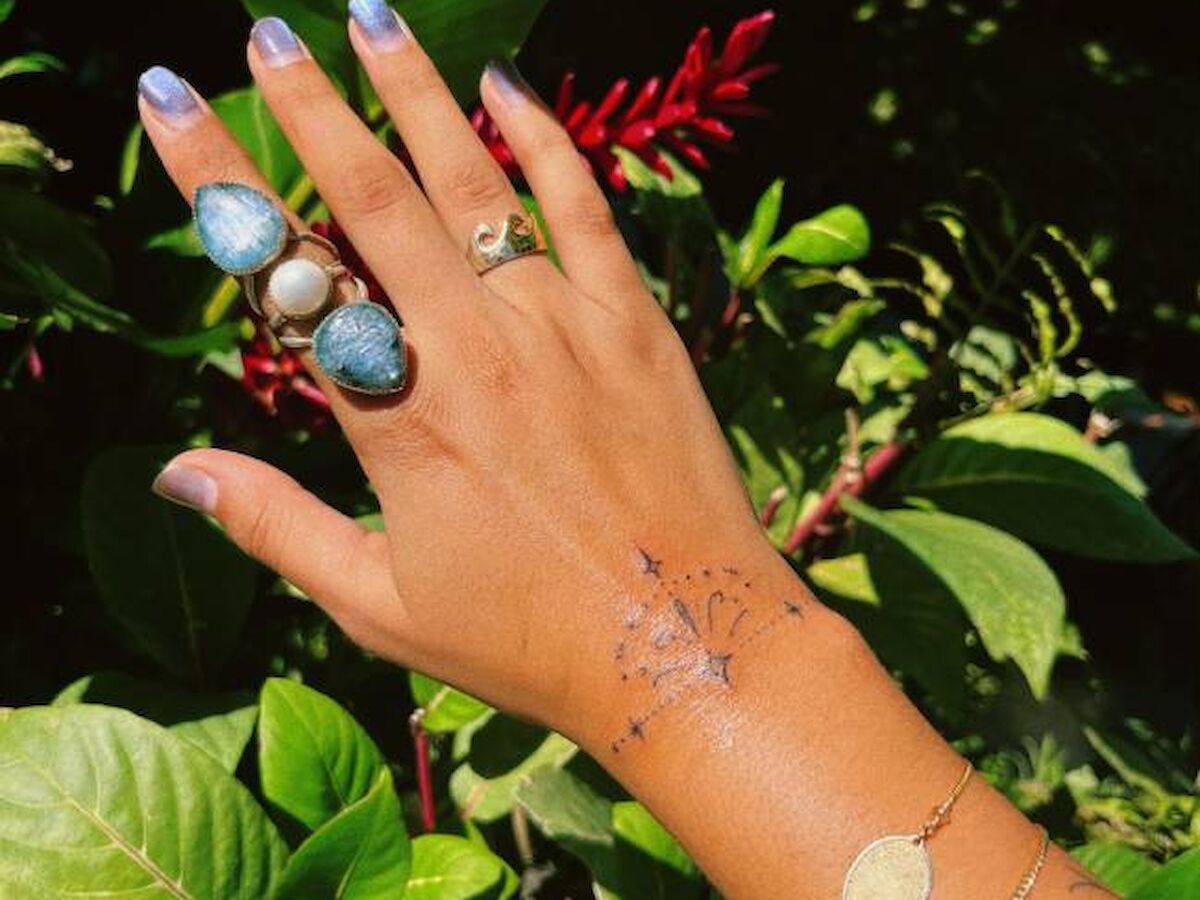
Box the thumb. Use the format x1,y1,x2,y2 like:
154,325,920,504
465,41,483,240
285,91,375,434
151,448,396,627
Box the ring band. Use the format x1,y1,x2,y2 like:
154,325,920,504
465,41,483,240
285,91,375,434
468,211,547,275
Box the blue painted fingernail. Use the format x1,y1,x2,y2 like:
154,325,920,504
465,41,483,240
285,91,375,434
484,59,530,104
138,66,201,121
349,0,409,51
251,17,309,68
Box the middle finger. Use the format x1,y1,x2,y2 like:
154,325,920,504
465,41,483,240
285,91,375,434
346,0,562,297
246,17,484,338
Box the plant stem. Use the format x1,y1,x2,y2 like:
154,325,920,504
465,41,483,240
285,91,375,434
409,709,436,833
782,440,906,557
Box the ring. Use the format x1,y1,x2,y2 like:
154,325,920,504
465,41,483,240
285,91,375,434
468,211,547,275
194,182,407,396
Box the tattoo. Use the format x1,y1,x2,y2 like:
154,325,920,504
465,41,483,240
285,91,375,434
609,547,807,753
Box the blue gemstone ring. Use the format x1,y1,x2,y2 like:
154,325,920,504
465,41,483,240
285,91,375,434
194,181,407,396
468,211,547,275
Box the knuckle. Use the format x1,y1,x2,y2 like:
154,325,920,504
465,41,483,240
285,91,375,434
337,155,411,220
459,327,521,398
526,123,575,159
561,191,618,238
441,158,510,214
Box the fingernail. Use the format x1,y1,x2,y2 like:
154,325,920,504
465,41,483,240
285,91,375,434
251,17,309,68
137,66,201,121
152,464,218,514
349,0,410,52
485,58,531,104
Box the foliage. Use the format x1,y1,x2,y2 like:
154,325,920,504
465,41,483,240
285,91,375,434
2,1,1199,898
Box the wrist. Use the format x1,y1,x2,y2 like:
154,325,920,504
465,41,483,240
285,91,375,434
553,540,865,763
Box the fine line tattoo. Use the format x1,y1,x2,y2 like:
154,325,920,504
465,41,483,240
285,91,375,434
609,547,807,753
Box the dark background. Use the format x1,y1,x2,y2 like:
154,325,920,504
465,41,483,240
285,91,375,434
3,0,1198,393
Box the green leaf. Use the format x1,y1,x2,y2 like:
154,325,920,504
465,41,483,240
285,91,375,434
515,765,614,846
258,678,386,832
0,121,70,175
767,204,871,267
0,52,65,81
842,497,1065,697
272,768,410,899
53,671,257,772
807,553,878,605
735,179,783,285
1071,843,1160,896
0,705,286,899
409,671,492,733
0,183,113,304
81,446,258,684
897,412,1197,562
517,768,700,900
404,834,512,900
1129,848,1200,900
450,722,576,823
811,548,971,718
725,385,805,544
0,1,15,25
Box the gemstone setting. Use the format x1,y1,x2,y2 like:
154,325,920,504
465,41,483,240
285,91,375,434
312,301,406,395
194,183,288,276
268,258,331,318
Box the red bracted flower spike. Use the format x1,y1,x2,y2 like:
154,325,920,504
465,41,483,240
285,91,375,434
474,9,777,191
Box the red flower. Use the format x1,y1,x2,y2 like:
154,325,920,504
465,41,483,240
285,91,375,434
473,10,778,190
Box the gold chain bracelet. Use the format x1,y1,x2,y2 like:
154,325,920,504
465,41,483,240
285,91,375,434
1010,827,1051,900
842,762,973,900
842,764,1052,900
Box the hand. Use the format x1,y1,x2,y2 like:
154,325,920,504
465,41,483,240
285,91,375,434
140,13,794,740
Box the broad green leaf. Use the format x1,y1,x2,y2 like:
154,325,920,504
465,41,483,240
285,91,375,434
1129,848,1200,900
53,671,257,772
409,671,492,733
735,179,783,285
812,547,971,718
0,0,14,24
272,768,410,899
0,705,286,899
0,52,64,81
897,413,1196,562
726,385,805,543
450,723,576,822
1072,844,1159,896
404,834,512,900
515,765,614,846
517,768,701,900
591,802,702,900
82,446,258,684
808,554,878,606
767,203,870,267
842,497,1064,697
259,678,385,832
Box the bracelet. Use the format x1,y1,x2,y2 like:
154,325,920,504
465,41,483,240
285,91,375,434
842,762,973,900
1010,827,1050,900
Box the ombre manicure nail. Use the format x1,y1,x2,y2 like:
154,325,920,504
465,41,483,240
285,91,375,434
251,17,309,68
138,66,200,120
152,464,218,514
484,58,531,104
349,0,409,51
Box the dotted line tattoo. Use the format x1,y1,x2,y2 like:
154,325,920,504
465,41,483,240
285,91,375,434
610,547,807,754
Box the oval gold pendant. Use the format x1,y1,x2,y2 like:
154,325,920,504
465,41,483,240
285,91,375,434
842,835,932,900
